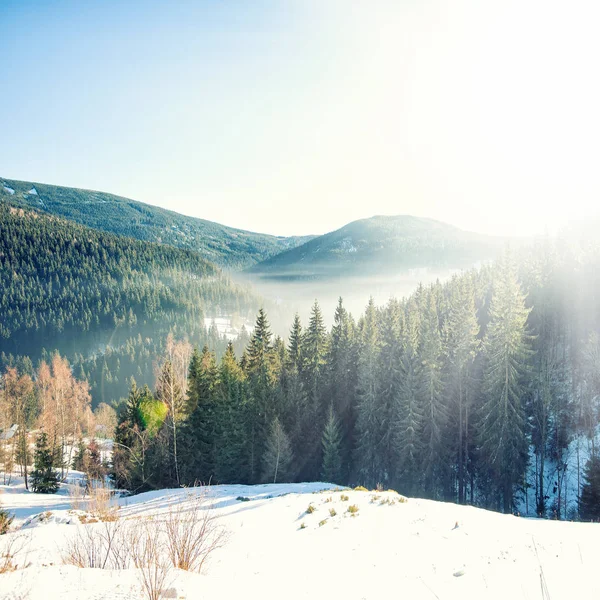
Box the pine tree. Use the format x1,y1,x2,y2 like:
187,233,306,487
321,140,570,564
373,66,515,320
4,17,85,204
262,416,293,483
327,297,358,480
214,343,248,483
30,431,60,494
354,298,383,487
478,254,532,513
392,298,424,493
245,309,277,482
321,406,343,484
180,346,219,485
287,314,303,372
444,275,480,504
112,381,153,491
418,290,447,498
580,454,600,521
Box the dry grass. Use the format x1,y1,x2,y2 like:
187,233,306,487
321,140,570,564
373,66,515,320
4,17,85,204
62,519,128,569
131,517,173,600
163,491,226,573
62,490,225,599
0,533,28,574
69,480,118,521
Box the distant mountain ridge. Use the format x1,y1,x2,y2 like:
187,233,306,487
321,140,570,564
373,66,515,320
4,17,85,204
248,214,509,281
0,177,314,269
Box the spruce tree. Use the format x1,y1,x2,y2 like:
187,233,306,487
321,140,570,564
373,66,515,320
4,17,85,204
327,297,358,480
354,298,383,487
262,416,293,484
580,454,600,521
392,298,424,493
444,275,480,504
245,309,277,482
180,346,218,485
321,406,343,484
214,343,248,483
30,431,60,493
418,291,447,498
478,254,532,513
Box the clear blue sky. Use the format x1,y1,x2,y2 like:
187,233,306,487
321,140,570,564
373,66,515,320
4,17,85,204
2,0,600,236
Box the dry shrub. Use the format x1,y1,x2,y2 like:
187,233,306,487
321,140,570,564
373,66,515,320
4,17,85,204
69,480,118,520
62,519,127,569
0,533,28,574
63,490,226,600
164,491,226,573
131,517,173,600
68,482,87,512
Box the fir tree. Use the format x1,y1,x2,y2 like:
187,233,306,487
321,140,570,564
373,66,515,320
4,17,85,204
392,297,424,493
418,291,447,498
30,431,60,494
321,406,343,484
180,346,219,485
478,254,532,513
354,298,383,487
444,275,480,504
580,454,600,521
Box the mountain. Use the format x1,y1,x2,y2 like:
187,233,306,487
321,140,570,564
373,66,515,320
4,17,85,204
247,215,509,281
0,204,260,404
0,177,314,269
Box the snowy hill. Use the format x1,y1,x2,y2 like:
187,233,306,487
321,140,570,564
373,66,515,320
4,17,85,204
1,482,599,599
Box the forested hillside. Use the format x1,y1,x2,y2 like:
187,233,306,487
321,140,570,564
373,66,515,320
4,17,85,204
0,205,260,405
0,177,313,269
111,236,600,518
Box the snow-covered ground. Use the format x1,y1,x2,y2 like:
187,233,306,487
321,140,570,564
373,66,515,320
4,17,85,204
1,481,599,599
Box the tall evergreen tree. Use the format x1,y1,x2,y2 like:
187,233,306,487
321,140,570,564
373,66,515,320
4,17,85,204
354,298,384,487
392,298,424,493
580,454,600,521
30,431,59,494
321,406,343,485
444,275,480,504
245,309,277,482
478,254,532,513
180,346,219,485
418,291,447,498
214,343,248,483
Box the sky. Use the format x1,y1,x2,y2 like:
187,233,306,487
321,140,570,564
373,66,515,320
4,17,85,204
1,0,600,237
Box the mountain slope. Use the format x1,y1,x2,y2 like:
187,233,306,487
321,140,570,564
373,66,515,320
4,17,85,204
248,215,508,280
0,177,313,269
2,482,599,600
0,204,257,362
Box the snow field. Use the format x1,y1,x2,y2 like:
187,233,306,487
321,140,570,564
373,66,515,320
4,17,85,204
1,482,599,599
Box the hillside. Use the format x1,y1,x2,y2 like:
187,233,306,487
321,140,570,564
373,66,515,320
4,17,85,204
0,177,313,269
248,215,508,281
0,205,259,403
1,481,598,599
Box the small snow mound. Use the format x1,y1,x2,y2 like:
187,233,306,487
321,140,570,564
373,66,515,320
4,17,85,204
2,184,15,195
28,187,38,195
